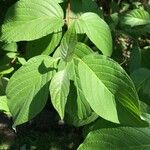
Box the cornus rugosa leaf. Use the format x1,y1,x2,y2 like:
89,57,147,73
50,69,70,120
1,0,64,42
6,55,57,126
78,127,150,150
74,13,112,56
72,54,145,125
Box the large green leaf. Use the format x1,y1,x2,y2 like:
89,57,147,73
26,30,62,59
6,55,57,126
122,9,150,27
78,127,150,150
1,0,64,42
73,54,146,125
74,13,112,56
50,69,70,120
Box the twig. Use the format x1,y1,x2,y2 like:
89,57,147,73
67,0,71,25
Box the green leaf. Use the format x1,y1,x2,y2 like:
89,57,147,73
78,127,150,150
74,13,112,56
17,57,27,65
6,52,17,59
6,55,57,126
1,0,64,42
0,96,10,114
122,9,150,27
26,29,62,59
73,54,146,126
60,26,77,61
50,69,70,120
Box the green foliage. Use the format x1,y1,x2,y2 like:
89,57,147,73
78,127,150,150
0,0,150,149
